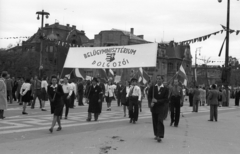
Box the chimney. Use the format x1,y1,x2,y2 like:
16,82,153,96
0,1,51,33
130,28,134,34
137,35,144,39
66,24,70,27
45,23,49,27
72,25,76,29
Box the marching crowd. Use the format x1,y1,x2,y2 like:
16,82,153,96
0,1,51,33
1,70,240,143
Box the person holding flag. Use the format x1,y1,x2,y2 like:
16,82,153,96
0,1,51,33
169,79,184,127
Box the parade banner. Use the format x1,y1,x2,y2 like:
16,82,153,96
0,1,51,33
63,43,158,68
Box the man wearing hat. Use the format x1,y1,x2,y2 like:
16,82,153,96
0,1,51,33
127,78,141,124
148,75,169,143
86,77,102,121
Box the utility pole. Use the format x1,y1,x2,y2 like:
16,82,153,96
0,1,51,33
194,47,201,86
36,10,50,79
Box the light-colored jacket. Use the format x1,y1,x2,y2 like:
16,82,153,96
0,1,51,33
105,84,115,97
0,78,8,110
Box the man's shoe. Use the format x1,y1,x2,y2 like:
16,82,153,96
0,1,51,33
31,107,34,109
129,119,133,123
157,137,162,142
174,125,178,127
65,117,67,119
41,109,47,111
56,127,62,131
86,118,91,122
22,112,28,115
49,128,53,133
170,121,174,126
208,120,213,122
133,120,136,124
154,136,158,140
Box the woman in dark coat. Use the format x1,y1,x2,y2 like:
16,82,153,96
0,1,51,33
47,75,64,133
86,77,102,121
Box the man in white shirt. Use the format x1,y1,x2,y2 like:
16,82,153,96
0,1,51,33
61,77,73,119
127,78,141,124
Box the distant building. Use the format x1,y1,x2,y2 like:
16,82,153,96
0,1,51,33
0,22,89,78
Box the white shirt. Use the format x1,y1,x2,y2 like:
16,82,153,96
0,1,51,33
155,84,164,91
126,86,131,97
127,85,142,101
105,84,115,97
62,83,73,96
20,83,31,96
70,83,77,95
41,80,48,92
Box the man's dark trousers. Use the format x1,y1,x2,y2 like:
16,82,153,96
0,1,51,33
152,111,164,138
170,96,181,126
61,94,70,118
78,93,83,105
129,96,139,121
70,92,75,108
31,89,42,108
117,93,122,106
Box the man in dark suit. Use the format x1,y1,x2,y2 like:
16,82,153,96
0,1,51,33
148,75,169,143
97,77,105,115
208,84,219,122
116,82,124,106
77,78,84,106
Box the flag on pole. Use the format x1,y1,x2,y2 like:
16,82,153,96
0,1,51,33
74,68,86,79
139,67,150,84
177,65,188,86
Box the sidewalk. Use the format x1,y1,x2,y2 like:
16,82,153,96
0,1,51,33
1,103,240,154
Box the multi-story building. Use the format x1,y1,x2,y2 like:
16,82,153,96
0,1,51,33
0,22,89,78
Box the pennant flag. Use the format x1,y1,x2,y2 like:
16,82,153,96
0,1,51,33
74,68,86,79
177,65,187,86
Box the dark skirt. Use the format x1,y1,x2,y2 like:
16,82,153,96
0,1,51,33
22,90,32,102
105,96,113,103
50,100,63,116
41,88,48,101
121,96,129,106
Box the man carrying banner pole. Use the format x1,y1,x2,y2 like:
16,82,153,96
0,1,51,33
148,75,169,142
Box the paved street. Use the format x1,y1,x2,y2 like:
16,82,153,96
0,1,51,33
1,99,240,154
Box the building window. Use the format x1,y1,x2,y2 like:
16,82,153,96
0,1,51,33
177,63,180,71
72,40,77,44
49,46,53,52
162,62,165,70
168,63,173,71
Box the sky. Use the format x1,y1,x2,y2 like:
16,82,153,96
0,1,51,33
0,0,239,65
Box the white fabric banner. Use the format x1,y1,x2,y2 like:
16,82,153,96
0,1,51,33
63,43,158,68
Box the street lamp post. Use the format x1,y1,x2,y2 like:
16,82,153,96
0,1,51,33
36,10,50,79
